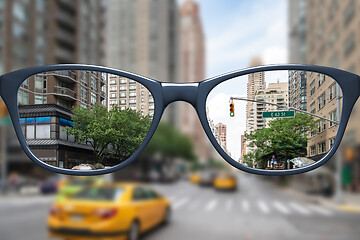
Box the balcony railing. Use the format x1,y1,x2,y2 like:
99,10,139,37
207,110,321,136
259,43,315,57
53,86,76,100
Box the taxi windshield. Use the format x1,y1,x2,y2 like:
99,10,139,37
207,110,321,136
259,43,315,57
71,186,124,201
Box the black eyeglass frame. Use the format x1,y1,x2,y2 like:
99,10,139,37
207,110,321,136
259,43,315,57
0,64,359,176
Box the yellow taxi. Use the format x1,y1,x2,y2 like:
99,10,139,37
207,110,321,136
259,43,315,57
48,183,171,240
189,172,201,184
213,171,237,191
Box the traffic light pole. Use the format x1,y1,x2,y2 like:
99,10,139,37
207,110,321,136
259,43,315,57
229,97,339,126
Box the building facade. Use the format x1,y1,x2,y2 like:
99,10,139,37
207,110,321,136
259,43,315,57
105,0,180,124
0,0,106,172
18,70,108,169
215,123,227,154
179,0,209,162
246,57,266,135
288,70,307,111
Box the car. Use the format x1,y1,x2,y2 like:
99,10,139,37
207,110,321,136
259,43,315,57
199,170,216,186
213,171,237,191
48,183,171,240
71,164,95,170
40,175,62,194
189,172,201,184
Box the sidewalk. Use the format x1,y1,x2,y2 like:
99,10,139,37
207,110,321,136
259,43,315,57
281,186,360,213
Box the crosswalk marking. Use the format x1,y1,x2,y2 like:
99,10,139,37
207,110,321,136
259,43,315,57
242,199,250,212
173,198,189,210
307,204,333,216
290,202,311,215
205,199,218,211
273,201,290,215
257,200,270,214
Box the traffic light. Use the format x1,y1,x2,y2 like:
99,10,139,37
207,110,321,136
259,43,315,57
230,102,234,117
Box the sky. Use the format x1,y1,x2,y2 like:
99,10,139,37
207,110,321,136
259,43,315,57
178,0,288,78
178,0,288,160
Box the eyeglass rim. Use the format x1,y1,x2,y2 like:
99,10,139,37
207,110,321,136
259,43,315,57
0,64,359,176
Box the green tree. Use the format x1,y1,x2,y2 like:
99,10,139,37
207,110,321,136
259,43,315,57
66,104,152,163
244,113,318,168
65,105,113,163
143,122,196,161
109,106,152,161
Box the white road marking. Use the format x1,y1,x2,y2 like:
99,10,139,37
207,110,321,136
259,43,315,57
273,201,290,215
173,198,189,210
307,204,333,217
242,199,250,212
257,200,270,214
289,202,311,215
205,199,218,211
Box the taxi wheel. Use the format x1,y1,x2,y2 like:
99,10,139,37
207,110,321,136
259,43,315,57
128,221,140,240
163,207,171,225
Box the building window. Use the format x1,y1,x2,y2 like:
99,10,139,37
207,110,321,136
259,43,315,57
110,79,117,85
344,0,355,26
310,102,316,114
35,95,47,104
149,97,154,103
129,99,136,104
110,93,117,98
91,75,97,90
119,86,127,90
149,105,155,110
36,124,50,139
81,72,88,86
91,92,96,105
120,92,126,97
109,100,117,105
318,120,326,133
318,74,325,87
329,83,336,101
329,138,335,149
129,92,136,97
18,89,29,105
110,86,117,91
310,145,316,156
120,107,126,110
120,100,126,105
318,92,326,110
318,141,326,154
310,80,315,95
81,86,88,103
130,106,136,110
129,85,137,90
329,109,337,127
120,78,127,84
26,125,35,139
344,33,355,57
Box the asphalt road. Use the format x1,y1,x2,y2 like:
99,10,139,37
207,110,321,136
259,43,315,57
1,173,360,240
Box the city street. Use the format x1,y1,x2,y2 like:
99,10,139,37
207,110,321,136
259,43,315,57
1,173,360,240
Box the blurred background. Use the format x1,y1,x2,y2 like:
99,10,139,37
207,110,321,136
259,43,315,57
1,0,360,239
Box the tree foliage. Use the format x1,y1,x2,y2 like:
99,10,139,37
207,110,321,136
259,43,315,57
243,113,318,168
143,122,196,161
65,105,152,163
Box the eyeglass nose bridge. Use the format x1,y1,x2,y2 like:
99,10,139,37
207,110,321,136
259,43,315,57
161,82,199,107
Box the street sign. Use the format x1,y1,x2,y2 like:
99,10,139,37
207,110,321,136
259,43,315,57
262,111,295,118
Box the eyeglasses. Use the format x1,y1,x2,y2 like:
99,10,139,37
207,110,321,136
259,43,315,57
0,64,358,176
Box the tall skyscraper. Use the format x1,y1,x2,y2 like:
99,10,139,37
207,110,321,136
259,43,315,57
288,0,307,64
215,123,227,153
179,0,209,162
0,0,106,171
0,0,105,73
105,0,180,124
288,70,307,111
246,57,266,134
